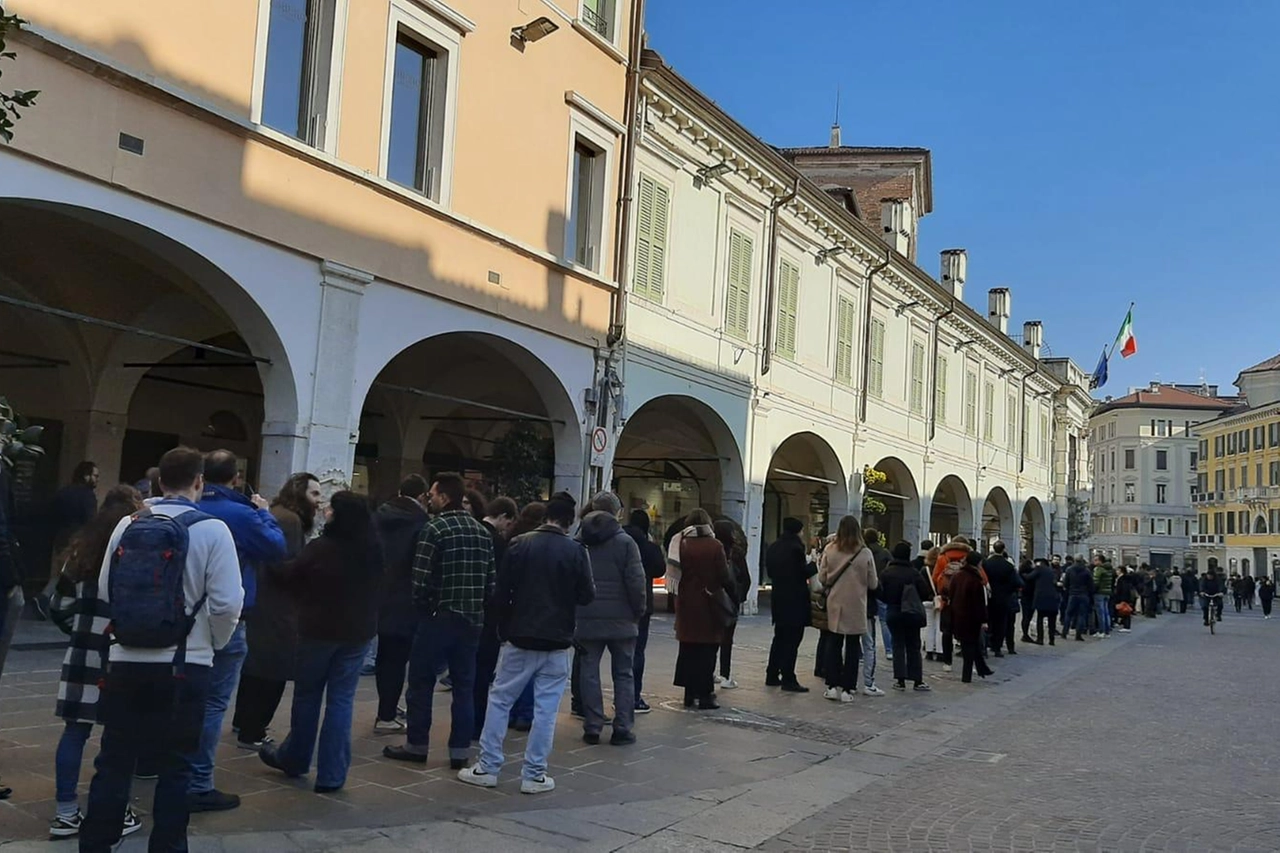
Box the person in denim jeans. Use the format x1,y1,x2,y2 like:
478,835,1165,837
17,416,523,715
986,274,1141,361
260,491,383,792
1091,555,1115,637
459,492,594,794
384,473,495,769
1061,556,1095,641
190,450,286,812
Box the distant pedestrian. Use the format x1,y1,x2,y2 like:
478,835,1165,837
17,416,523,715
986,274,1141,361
458,492,593,794
47,486,145,839
713,519,751,690
259,491,384,793
982,542,1021,656
624,510,666,714
1062,556,1094,641
472,496,521,735
1260,577,1275,618
1167,571,1184,615
881,541,933,692
574,493,645,747
1018,558,1036,643
674,509,735,709
818,516,877,703
1091,554,1115,638
1243,574,1256,610
1113,566,1136,633
949,551,993,683
1027,557,1060,644
864,528,894,662
932,536,978,672
765,517,815,692
920,544,942,660
370,476,430,735
231,472,320,750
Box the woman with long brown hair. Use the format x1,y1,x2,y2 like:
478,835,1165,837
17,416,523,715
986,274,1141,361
673,509,733,710
47,485,144,838
818,516,878,703
712,519,750,690
232,472,320,749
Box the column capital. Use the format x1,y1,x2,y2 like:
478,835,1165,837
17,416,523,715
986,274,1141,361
320,260,374,294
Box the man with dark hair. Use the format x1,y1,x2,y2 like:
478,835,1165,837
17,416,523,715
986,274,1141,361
473,495,529,735
624,509,665,714
459,491,594,794
385,473,495,770
371,475,432,734
764,517,814,693
188,450,286,812
80,446,243,851
463,489,488,522
982,541,1021,657
862,528,892,694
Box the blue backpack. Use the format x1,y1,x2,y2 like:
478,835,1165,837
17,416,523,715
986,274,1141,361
107,506,211,663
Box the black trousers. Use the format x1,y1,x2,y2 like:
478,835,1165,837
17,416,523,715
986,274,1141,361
81,662,210,853
957,633,990,683
1020,601,1035,639
717,622,738,678
1263,598,1274,616
767,624,806,683
988,602,1015,652
1035,610,1058,644
889,620,922,685
374,632,414,722
231,672,286,743
938,608,954,665
822,631,860,690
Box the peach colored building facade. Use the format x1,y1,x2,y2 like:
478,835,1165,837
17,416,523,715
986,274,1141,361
0,1,638,532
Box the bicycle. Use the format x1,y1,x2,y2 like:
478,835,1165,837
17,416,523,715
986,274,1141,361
1201,593,1224,634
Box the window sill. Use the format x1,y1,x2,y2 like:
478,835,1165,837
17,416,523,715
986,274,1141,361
571,19,626,63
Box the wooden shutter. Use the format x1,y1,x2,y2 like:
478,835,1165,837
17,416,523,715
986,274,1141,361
869,319,885,397
776,259,799,358
835,298,854,384
633,174,668,303
725,230,753,339
934,354,948,423
965,371,977,435
910,341,926,413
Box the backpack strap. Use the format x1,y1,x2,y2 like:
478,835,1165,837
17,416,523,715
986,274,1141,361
170,509,212,679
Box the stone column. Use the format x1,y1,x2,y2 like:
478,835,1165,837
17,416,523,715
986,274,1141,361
290,261,372,501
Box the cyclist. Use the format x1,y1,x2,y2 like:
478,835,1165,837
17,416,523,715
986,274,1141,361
1200,567,1224,626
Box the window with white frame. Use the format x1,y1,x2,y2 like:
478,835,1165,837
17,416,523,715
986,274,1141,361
581,0,618,41
724,229,754,340
964,369,978,436
909,341,927,414
567,138,607,269
379,3,462,204
260,0,339,146
835,297,855,386
633,173,669,302
869,318,886,398
775,258,800,360
1124,482,1135,503
934,354,948,424
1156,483,1168,504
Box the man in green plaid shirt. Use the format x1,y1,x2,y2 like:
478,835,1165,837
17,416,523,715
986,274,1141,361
384,473,494,768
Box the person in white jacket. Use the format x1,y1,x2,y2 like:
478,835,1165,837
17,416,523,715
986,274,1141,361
79,447,243,853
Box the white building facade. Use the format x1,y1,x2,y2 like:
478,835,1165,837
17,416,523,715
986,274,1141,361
612,53,1089,603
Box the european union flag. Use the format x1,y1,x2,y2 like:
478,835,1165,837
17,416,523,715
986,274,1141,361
1089,347,1109,391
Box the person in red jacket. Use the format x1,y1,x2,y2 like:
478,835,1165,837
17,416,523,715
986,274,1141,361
948,551,994,684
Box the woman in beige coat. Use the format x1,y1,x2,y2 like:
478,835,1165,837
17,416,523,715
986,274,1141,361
818,516,878,702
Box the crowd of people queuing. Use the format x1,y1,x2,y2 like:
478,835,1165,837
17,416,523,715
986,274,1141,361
0,447,768,851
4,448,1277,849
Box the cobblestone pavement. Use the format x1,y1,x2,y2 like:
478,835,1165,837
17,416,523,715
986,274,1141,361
764,606,1280,853
1,602,1267,851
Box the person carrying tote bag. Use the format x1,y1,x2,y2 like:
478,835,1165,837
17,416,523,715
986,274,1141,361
817,517,878,703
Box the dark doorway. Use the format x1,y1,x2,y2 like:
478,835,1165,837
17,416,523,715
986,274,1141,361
121,429,180,487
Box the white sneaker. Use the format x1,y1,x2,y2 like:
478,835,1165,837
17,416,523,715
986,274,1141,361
520,774,556,794
862,684,886,697
840,690,856,703
823,686,841,701
374,718,406,734
942,665,953,673
1118,628,1131,633
720,677,739,690
457,765,498,788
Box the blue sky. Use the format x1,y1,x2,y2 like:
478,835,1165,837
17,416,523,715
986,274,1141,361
645,0,1280,396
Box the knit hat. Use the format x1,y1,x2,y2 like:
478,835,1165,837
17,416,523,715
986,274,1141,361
891,541,912,561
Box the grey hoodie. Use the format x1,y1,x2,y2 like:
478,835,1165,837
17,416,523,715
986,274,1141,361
575,511,645,640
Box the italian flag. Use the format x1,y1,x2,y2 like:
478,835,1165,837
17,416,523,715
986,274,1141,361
1114,308,1137,359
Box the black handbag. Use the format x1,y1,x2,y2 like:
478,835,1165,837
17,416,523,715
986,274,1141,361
708,586,737,626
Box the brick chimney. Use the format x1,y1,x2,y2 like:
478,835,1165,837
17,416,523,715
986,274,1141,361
988,288,1011,335
940,249,966,301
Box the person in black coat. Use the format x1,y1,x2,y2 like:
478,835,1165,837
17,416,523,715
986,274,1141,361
1018,558,1037,643
623,511,666,713
371,476,430,732
881,542,934,691
765,518,815,692
1027,558,1060,644
982,542,1022,656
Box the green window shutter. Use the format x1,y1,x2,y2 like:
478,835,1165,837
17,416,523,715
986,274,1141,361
869,319,885,398
910,341,926,414
964,370,978,435
835,298,854,384
776,259,799,359
1007,392,1018,446
983,380,995,440
934,354,948,424
725,230,753,340
633,174,668,303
